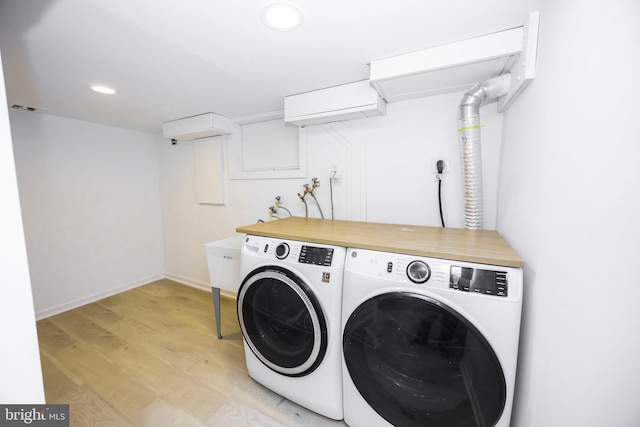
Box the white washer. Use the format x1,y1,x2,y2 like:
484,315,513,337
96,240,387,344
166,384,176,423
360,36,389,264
237,235,346,420
342,248,523,427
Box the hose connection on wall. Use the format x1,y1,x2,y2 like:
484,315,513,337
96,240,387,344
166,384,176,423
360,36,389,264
265,180,330,222
297,179,325,219
274,196,292,217
298,185,310,217
266,196,293,220
268,206,280,220
457,73,511,230
309,178,325,219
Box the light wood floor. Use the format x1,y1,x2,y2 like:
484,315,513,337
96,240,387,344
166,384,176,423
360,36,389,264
37,279,348,426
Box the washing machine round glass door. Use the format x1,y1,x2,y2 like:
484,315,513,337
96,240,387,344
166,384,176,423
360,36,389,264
343,292,506,427
238,265,328,377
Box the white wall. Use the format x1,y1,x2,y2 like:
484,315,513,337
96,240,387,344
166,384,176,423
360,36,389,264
0,51,44,403
10,111,166,318
498,1,640,426
158,93,504,289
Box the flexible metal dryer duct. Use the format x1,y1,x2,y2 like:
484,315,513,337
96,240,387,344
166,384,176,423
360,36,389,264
457,74,511,229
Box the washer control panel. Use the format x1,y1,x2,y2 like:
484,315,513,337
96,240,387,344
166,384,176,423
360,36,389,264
299,245,334,266
450,266,508,297
243,236,346,271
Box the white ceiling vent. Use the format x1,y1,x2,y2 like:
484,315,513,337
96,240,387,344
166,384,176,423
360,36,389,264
162,113,234,140
369,12,539,109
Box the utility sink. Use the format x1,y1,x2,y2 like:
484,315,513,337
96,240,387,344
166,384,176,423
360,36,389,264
204,234,245,339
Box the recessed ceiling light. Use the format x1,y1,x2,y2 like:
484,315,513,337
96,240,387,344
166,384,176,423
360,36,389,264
91,85,116,95
261,2,303,32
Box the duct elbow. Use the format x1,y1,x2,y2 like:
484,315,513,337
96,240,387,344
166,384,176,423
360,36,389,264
458,74,512,117
460,84,484,106
483,73,511,100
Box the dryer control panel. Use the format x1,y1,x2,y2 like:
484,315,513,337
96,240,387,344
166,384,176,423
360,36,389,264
450,266,508,297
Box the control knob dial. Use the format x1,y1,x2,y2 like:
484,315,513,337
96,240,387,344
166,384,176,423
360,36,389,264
275,243,290,260
407,260,431,284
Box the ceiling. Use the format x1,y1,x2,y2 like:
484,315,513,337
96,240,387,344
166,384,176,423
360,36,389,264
0,0,539,134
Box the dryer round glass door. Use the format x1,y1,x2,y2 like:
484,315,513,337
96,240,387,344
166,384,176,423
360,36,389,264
343,292,506,427
238,265,328,377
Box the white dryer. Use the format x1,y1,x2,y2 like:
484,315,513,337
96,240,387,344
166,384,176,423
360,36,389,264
342,248,523,427
237,235,346,420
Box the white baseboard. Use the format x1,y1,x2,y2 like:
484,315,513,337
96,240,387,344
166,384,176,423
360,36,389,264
164,273,209,291
35,273,165,320
165,273,237,300
35,273,239,320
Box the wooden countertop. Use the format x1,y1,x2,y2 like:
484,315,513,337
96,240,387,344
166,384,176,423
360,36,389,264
236,217,523,268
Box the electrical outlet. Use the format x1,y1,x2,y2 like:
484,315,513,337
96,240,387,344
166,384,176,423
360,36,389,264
331,166,342,179
432,157,450,174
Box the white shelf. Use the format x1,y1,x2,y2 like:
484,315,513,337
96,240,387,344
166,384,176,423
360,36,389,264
369,11,539,111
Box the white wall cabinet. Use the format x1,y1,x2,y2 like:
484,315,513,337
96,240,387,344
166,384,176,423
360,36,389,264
163,113,234,140
284,80,386,126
